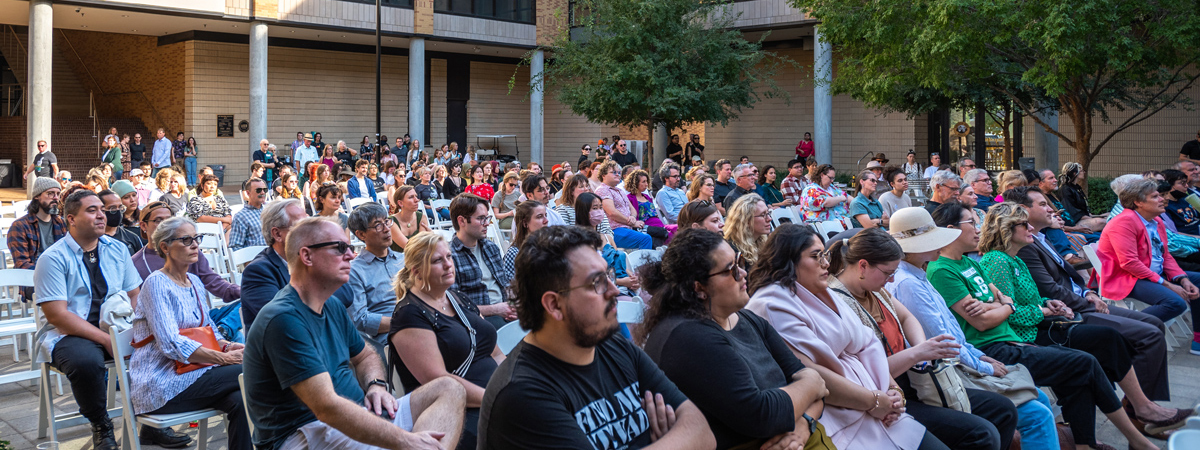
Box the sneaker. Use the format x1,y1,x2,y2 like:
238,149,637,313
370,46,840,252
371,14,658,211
1191,340,1200,356
140,425,193,449
91,418,119,450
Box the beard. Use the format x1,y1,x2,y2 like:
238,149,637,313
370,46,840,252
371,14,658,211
33,199,58,216
564,296,620,348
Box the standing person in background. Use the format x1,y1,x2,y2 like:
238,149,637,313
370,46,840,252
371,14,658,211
291,131,304,153
685,133,705,161
129,133,145,171
101,135,123,181
359,136,373,163
578,144,591,167
293,132,318,172
24,139,58,181
151,129,172,175
1179,129,1200,166
666,134,684,161
796,131,815,162
903,150,921,179
183,137,199,187
923,152,941,179
252,139,277,183
172,132,187,181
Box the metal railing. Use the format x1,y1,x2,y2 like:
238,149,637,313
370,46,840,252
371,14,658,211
0,84,22,117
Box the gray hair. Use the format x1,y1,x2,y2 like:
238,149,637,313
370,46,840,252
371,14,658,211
659,163,681,180
930,170,962,188
1118,178,1160,210
267,144,277,151
734,163,755,178
152,217,196,255
963,168,990,185
348,202,388,235
262,199,302,245
1109,174,1143,195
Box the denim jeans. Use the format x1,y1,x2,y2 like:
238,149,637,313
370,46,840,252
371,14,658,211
185,156,198,186
1126,271,1200,325
1015,390,1058,450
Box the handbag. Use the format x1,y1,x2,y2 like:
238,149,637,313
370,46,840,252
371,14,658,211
956,363,1040,407
908,359,972,413
1037,315,1083,346
131,283,222,374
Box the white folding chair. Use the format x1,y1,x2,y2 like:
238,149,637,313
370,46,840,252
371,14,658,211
1169,417,1200,450
196,223,234,283
238,373,255,435
814,220,846,240
111,328,222,450
230,245,266,283
617,300,645,324
625,249,661,275
39,352,119,440
770,208,798,228
14,200,30,214
1082,244,1180,349
496,321,529,355
429,200,453,230
347,197,372,210
0,269,37,363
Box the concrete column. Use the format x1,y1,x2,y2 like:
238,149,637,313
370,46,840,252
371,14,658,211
1032,110,1059,171
409,38,426,146
813,26,833,165
27,0,52,191
530,49,544,166
249,21,268,158
653,123,668,167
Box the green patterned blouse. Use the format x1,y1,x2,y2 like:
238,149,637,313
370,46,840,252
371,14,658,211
979,250,1046,342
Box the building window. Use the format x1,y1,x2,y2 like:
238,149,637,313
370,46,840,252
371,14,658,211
435,0,533,23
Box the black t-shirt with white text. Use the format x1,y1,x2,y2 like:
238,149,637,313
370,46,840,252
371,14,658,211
479,335,688,450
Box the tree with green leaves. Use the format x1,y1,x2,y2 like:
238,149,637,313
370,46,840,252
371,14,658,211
799,0,1200,183
522,0,792,164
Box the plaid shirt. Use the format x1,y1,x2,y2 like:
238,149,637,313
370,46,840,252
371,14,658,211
781,175,807,205
7,213,66,270
228,205,266,250
449,234,510,307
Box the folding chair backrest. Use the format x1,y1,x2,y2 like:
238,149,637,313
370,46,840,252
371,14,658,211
626,249,661,275
496,321,529,355
770,208,797,228
617,300,645,324
0,269,36,288
347,197,372,210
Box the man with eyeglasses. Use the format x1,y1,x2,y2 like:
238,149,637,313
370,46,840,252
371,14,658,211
479,225,714,450
925,170,963,213
722,164,758,210
23,139,58,181
655,165,686,223
229,178,269,251
99,188,144,255
448,193,516,329
346,203,404,356
245,216,466,450
965,168,996,212
33,190,144,450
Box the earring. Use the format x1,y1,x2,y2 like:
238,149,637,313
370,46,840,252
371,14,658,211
860,274,865,280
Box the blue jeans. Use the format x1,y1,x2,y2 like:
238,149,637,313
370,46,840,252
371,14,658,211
112,170,122,182
612,227,653,249
1016,390,1058,450
1126,271,1200,324
185,156,198,186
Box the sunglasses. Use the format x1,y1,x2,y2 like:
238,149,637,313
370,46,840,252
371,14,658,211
307,240,353,255
165,234,204,247
253,187,269,193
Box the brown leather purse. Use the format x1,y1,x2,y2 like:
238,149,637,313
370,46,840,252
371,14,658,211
131,283,221,374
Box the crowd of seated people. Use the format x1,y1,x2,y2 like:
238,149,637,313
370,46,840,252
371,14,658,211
20,131,1200,450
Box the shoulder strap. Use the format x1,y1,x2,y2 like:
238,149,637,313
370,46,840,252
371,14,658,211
831,287,896,356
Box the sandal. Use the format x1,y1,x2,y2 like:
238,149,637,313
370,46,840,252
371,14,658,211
1123,398,1190,437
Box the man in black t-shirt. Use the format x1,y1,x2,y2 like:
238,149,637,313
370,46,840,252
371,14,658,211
1180,130,1200,166
128,133,146,169
479,226,714,450
611,139,638,167
712,159,734,205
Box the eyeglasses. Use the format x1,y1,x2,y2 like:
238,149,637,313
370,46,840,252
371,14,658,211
368,220,390,233
874,265,898,279
942,184,962,193
973,178,991,184
102,205,126,213
957,218,977,227
473,215,493,224
307,241,353,255
703,252,745,281
755,211,772,221
558,271,615,296
37,144,46,148
165,234,203,247
962,164,976,168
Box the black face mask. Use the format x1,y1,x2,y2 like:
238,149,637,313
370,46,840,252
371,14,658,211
1170,190,1187,201
104,210,123,228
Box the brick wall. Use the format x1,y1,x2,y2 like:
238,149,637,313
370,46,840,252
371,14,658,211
187,41,411,184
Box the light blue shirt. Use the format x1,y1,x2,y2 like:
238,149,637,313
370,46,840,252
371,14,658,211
347,249,404,344
655,185,687,223
33,233,142,363
151,137,172,168
294,144,318,170
886,260,993,375
1138,212,1165,276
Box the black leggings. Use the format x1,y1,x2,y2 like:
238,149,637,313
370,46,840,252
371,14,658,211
149,365,251,450
1034,323,1134,386
899,373,1017,450
981,342,1121,446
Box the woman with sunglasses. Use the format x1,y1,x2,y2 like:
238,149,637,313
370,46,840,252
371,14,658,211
977,203,1189,440
639,228,832,450
133,202,241,302
492,172,522,230
724,194,771,268
849,169,888,230
128,216,251,450
826,228,1017,450
745,224,930,450
926,202,1164,450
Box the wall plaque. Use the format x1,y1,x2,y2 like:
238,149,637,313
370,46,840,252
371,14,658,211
238,120,250,133
217,115,235,137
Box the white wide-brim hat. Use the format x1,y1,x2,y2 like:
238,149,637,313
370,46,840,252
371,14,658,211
889,207,961,254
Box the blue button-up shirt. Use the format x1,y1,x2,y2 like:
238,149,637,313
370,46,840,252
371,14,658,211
886,260,993,375
151,137,172,169
1138,212,1165,275
228,205,265,251
347,249,404,344
33,233,142,363
655,186,687,223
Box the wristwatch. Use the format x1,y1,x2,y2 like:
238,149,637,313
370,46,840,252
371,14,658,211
801,413,818,434
367,379,388,390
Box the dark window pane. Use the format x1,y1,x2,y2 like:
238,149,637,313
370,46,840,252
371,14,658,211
451,0,471,13
474,0,493,17
433,0,451,11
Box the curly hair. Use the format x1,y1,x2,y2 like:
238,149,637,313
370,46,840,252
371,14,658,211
635,228,727,345
623,169,650,194
723,194,767,267
314,183,342,213
978,202,1029,254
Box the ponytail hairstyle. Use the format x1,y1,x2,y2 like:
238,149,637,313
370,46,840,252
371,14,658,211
747,223,822,296
511,200,544,249
635,228,726,345
393,231,447,300
1060,161,1083,186
825,227,904,276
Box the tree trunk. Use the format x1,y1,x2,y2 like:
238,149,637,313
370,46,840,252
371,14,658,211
1073,127,1092,196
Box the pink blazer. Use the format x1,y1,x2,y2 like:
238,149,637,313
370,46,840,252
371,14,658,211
1097,209,1184,300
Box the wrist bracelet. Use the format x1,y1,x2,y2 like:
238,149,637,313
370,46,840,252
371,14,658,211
221,342,230,352
872,391,880,411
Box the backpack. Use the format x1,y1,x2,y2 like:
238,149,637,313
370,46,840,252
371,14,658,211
209,300,244,343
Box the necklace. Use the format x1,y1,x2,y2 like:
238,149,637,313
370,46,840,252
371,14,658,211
416,290,450,313
85,250,98,264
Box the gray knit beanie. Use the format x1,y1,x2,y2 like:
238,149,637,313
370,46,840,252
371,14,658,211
30,176,59,199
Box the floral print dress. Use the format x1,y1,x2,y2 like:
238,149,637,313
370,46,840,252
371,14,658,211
800,183,848,222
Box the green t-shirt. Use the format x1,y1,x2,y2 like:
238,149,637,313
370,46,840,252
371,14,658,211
926,256,1022,347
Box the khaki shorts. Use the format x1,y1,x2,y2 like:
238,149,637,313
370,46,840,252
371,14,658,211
279,394,413,450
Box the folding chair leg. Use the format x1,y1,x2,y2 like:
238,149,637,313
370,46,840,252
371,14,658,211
198,418,210,450
38,365,55,439
107,367,118,409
